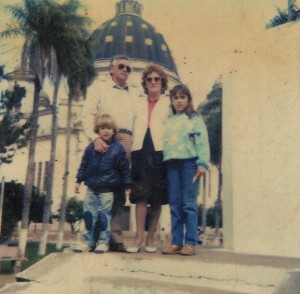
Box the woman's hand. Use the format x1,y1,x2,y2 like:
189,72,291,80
94,137,109,153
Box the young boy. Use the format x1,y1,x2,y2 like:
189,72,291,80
74,114,131,253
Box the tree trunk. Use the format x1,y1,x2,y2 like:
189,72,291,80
56,93,72,250
201,173,207,245
18,76,41,258
215,165,222,239
0,177,5,237
38,78,60,256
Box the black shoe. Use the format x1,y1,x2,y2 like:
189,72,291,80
109,242,127,252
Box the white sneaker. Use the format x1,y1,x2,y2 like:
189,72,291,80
94,244,108,254
73,243,91,253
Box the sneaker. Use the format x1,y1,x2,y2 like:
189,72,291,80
161,244,183,254
180,244,196,256
94,244,108,254
73,243,92,253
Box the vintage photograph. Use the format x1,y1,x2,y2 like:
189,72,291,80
0,0,300,293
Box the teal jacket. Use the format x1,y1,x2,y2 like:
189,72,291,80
163,113,210,169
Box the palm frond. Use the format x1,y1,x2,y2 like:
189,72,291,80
265,7,288,29
0,22,23,38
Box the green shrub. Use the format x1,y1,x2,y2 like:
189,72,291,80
0,181,45,242
0,182,23,242
54,196,83,234
198,203,223,228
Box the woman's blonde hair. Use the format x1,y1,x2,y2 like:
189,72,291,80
94,114,118,137
141,64,168,94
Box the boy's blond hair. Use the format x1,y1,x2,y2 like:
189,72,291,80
94,114,118,137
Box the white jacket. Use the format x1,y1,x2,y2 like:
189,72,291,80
132,94,171,152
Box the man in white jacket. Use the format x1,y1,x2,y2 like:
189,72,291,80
81,54,136,252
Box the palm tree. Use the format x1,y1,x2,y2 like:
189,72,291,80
56,38,96,250
38,0,94,255
198,78,222,239
38,76,59,255
1,0,62,257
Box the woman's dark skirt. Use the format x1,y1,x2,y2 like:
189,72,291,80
130,128,168,205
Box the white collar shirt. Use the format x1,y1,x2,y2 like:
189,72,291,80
81,78,137,142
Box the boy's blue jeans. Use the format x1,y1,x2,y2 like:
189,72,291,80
82,187,113,248
166,158,199,246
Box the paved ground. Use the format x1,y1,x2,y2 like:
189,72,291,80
0,276,15,290
0,245,297,293
1,231,300,293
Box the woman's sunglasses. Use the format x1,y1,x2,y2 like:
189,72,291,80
146,77,161,83
118,64,131,73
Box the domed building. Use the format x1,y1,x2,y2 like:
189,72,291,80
90,0,180,86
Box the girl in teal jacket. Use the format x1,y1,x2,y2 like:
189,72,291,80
162,84,210,256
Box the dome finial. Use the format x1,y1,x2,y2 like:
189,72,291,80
116,0,143,16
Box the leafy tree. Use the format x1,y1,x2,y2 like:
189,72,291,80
57,47,97,249
198,79,222,237
56,10,97,249
198,203,223,228
29,187,45,225
0,0,95,256
0,181,45,242
38,0,95,255
0,181,23,242
1,85,26,111
0,0,65,257
65,196,83,234
0,70,30,165
54,196,83,234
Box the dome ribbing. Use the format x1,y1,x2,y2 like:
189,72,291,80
91,0,178,74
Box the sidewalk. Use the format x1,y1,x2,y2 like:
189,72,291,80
1,229,299,293
0,244,298,293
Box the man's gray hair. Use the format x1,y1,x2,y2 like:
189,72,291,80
109,54,130,68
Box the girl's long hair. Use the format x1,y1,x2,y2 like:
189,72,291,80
170,84,197,118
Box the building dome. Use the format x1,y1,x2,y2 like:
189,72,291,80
91,0,178,75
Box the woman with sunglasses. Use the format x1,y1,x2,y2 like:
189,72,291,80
127,64,171,253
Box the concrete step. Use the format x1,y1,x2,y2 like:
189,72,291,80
1,247,300,293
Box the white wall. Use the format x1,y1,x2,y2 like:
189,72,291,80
223,21,300,257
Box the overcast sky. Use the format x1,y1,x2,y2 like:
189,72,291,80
0,0,288,103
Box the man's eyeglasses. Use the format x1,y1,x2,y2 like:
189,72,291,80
146,77,161,83
118,64,131,73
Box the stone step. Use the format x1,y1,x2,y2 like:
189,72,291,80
1,247,300,293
